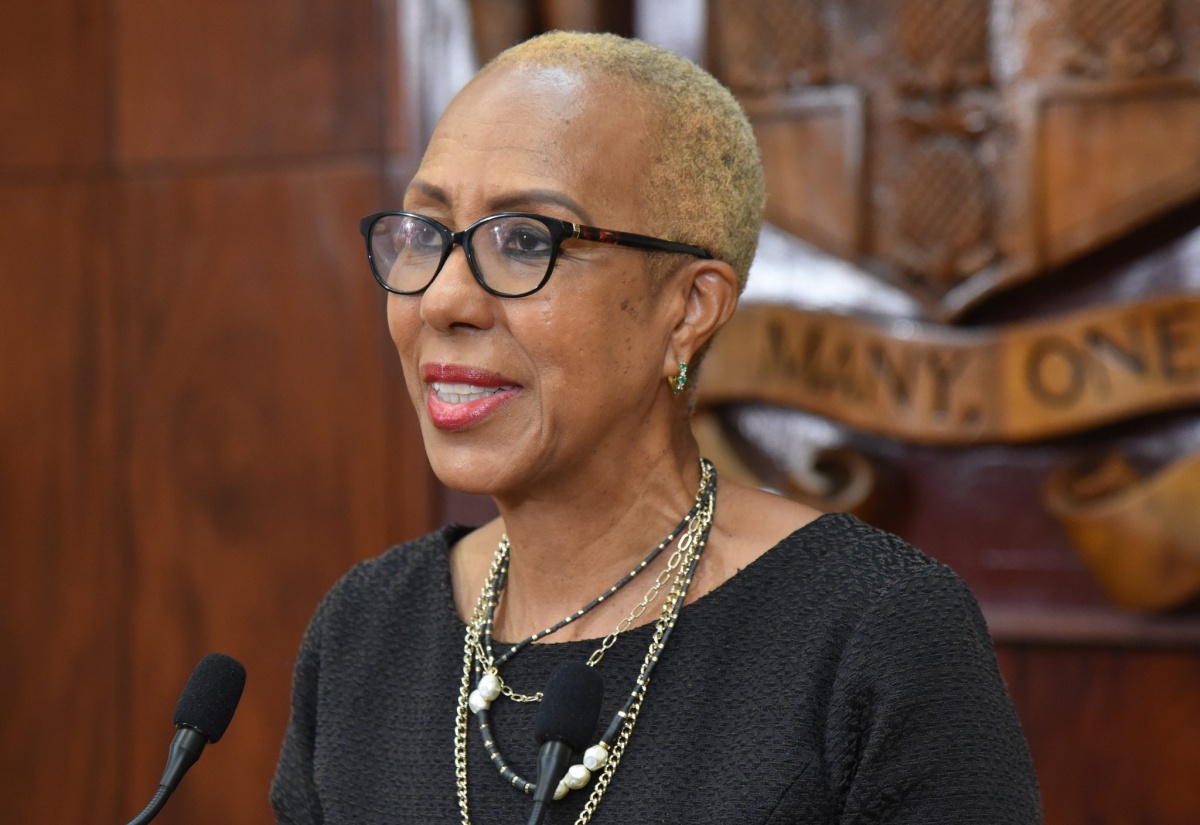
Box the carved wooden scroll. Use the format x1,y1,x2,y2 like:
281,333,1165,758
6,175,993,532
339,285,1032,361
1045,450,1200,611
701,297,1200,445
692,410,879,519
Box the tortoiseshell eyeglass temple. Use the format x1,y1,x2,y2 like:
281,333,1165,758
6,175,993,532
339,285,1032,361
571,223,713,259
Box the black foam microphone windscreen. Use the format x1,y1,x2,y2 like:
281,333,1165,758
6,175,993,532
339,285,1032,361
172,653,246,743
532,661,605,752
125,653,247,825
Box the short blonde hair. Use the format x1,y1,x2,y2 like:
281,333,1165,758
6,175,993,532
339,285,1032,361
485,31,765,291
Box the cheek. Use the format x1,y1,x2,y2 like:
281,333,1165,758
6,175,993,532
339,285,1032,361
386,297,424,397
519,301,582,390
386,296,419,355
538,287,662,393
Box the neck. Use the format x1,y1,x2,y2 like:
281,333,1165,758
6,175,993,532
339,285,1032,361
488,438,703,642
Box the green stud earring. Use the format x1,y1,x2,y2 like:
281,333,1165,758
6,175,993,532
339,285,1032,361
673,361,688,395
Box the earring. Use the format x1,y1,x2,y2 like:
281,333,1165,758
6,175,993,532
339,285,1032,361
672,361,688,395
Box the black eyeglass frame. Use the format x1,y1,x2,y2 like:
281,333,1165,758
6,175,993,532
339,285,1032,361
359,210,714,298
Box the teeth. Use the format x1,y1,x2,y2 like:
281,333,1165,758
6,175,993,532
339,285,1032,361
432,382,513,404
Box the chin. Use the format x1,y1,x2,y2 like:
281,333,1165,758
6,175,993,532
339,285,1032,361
425,442,520,499
433,469,499,498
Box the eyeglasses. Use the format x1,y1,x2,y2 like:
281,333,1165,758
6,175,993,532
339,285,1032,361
359,211,713,298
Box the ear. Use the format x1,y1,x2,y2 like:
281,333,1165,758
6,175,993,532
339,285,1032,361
663,257,740,374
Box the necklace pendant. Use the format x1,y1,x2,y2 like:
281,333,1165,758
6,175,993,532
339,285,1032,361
469,670,503,712
477,671,503,701
554,763,593,799
563,764,591,789
468,689,490,713
582,743,609,770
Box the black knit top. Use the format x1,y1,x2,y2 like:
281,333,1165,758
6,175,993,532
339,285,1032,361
271,513,1041,824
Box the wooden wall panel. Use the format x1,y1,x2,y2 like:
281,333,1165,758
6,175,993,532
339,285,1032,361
115,0,381,163
378,0,417,158
0,181,121,823
998,645,1200,825
2,2,435,823
114,161,416,823
0,1,107,172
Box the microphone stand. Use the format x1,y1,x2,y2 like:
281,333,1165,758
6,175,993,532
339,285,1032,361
525,739,575,825
125,727,208,825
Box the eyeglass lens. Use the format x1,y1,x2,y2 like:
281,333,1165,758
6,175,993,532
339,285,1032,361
369,214,557,296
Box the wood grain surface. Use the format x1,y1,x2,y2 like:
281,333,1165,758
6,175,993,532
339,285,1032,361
1,3,433,823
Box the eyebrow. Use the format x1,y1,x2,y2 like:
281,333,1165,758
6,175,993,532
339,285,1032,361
404,180,594,225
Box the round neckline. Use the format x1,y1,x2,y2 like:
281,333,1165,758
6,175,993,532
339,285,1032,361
435,512,847,648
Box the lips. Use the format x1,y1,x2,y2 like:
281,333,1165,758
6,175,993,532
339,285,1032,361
421,363,522,430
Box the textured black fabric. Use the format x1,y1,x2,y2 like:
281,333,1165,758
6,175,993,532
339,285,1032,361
271,513,1041,824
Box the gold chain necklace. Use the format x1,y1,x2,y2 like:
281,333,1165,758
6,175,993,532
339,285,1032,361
454,460,716,825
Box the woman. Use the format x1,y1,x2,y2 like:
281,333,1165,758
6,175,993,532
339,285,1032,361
272,32,1041,825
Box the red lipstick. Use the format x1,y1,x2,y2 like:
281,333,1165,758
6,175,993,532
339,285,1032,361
422,363,522,431
421,363,517,387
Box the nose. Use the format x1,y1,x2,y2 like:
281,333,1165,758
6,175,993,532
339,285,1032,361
418,242,496,333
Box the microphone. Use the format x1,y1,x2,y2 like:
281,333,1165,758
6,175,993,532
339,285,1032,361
124,653,247,825
526,662,604,825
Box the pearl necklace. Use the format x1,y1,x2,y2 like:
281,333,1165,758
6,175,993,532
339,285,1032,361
454,460,716,825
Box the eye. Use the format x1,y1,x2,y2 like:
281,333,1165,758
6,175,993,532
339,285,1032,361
493,219,553,259
397,217,443,255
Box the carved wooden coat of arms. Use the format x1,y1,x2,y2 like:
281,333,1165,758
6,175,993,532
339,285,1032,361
699,0,1200,613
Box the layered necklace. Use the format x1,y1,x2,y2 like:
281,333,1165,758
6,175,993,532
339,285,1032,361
454,459,717,825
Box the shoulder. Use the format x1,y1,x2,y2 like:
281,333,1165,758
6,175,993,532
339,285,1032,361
785,510,951,586
713,482,955,608
774,514,997,682
331,525,462,598
790,518,1041,821
307,525,469,642
705,510,984,663
780,511,980,633
689,509,979,665
706,479,947,588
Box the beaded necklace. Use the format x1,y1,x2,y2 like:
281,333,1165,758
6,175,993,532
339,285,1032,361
481,482,710,688
454,459,716,825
